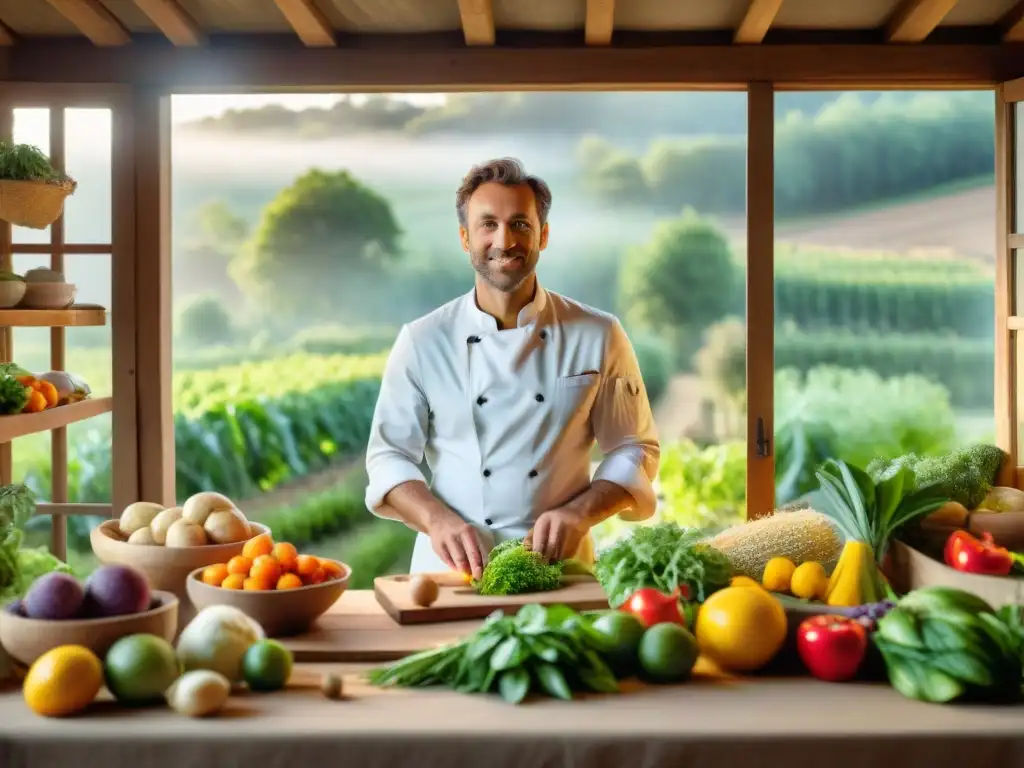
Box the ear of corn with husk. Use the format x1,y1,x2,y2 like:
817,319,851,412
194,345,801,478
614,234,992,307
704,509,844,580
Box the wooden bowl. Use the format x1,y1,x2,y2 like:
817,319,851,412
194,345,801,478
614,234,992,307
20,281,75,309
186,560,350,637
0,590,178,668
91,519,270,630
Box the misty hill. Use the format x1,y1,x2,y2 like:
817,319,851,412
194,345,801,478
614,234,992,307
177,90,988,143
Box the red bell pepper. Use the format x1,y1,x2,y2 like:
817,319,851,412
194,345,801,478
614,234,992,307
944,530,1013,576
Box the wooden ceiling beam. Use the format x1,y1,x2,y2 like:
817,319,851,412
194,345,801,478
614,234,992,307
1000,0,1024,42
734,0,784,44
45,0,132,46
885,0,960,43
272,0,336,46
457,0,495,46
585,0,615,45
7,38,1020,90
133,0,203,46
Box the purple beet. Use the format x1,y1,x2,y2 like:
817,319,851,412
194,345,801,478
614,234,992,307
83,565,151,617
23,572,85,620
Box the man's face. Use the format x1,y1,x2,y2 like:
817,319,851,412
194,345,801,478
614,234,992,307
460,181,548,293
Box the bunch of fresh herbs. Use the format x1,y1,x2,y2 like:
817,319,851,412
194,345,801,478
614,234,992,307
593,523,733,608
365,603,619,704
0,142,74,187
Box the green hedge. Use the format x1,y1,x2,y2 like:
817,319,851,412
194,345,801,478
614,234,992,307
775,330,993,409
774,275,993,339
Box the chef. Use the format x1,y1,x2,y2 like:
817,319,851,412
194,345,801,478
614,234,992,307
364,157,660,581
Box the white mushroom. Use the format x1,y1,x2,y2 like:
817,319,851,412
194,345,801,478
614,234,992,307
118,501,164,537
150,507,183,545
165,519,209,547
181,492,236,527
203,509,250,545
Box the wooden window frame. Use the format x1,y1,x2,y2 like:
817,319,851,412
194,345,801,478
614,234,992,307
997,77,1024,489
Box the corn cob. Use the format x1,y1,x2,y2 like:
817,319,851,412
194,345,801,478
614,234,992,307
704,509,844,580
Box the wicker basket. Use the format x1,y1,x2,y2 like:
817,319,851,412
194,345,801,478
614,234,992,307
0,178,76,229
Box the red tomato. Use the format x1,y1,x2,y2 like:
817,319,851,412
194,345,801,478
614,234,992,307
619,587,688,628
796,614,868,682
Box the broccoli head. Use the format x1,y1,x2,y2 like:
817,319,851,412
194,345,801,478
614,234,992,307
473,538,563,597
867,444,1008,510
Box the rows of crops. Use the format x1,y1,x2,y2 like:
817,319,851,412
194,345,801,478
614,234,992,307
60,352,388,503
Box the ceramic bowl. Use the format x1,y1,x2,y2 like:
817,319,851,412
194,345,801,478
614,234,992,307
91,519,270,629
0,280,26,308
0,590,178,668
20,281,76,309
186,559,350,637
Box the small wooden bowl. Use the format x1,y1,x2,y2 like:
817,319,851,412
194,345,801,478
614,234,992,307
20,281,75,309
186,560,351,637
0,590,178,668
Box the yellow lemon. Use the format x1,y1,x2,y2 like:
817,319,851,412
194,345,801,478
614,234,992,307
761,557,796,592
790,561,828,601
23,644,103,717
729,576,763,589
695,586,787,672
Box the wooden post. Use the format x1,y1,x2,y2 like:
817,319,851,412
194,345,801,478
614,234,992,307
746,81,775,518
112,89,139,514
132,88,175,506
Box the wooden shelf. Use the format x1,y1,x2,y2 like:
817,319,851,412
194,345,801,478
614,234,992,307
0,396,113,443
0,304,107,328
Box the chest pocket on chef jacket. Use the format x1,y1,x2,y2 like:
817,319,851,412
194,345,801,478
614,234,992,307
554,373,600,428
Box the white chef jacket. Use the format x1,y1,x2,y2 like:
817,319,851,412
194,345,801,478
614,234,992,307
364,283,660,574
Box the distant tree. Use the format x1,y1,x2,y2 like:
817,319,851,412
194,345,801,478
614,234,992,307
176,294,233,346
619,209,738,367
229,168,402,319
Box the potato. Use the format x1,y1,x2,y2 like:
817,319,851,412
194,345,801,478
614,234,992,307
150,506,183,545
182,492,236,527
203,509,250,545
164,519,208,547
118,501,164,537
127,526,157,545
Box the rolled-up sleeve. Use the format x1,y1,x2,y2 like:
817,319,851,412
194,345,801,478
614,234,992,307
590,319,661,522
364,324,430,515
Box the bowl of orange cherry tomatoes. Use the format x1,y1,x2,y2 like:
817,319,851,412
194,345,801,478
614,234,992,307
185,530,351,637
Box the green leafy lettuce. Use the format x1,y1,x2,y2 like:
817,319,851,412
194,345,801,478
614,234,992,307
0,484,72,602
593,523,733,608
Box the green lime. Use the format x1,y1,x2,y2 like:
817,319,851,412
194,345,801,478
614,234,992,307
638,623,699,683
589,611,646,677
103,633,181,705
242,640,293,692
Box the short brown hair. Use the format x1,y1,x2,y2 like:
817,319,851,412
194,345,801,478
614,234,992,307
456,158,552,228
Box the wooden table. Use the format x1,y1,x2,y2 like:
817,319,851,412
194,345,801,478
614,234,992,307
1,660,1022,768
279,589,483,661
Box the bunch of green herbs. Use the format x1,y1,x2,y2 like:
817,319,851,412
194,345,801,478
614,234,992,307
0,142,73,187
593,522,733,608
0,484,72,602
366,603,619,704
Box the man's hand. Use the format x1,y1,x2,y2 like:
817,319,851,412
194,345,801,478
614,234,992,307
524,507,591,564
427,513,486,581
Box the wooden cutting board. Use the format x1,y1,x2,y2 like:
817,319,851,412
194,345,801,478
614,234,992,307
374,572,610,624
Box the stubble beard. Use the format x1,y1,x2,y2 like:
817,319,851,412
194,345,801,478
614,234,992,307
471,245,539,293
